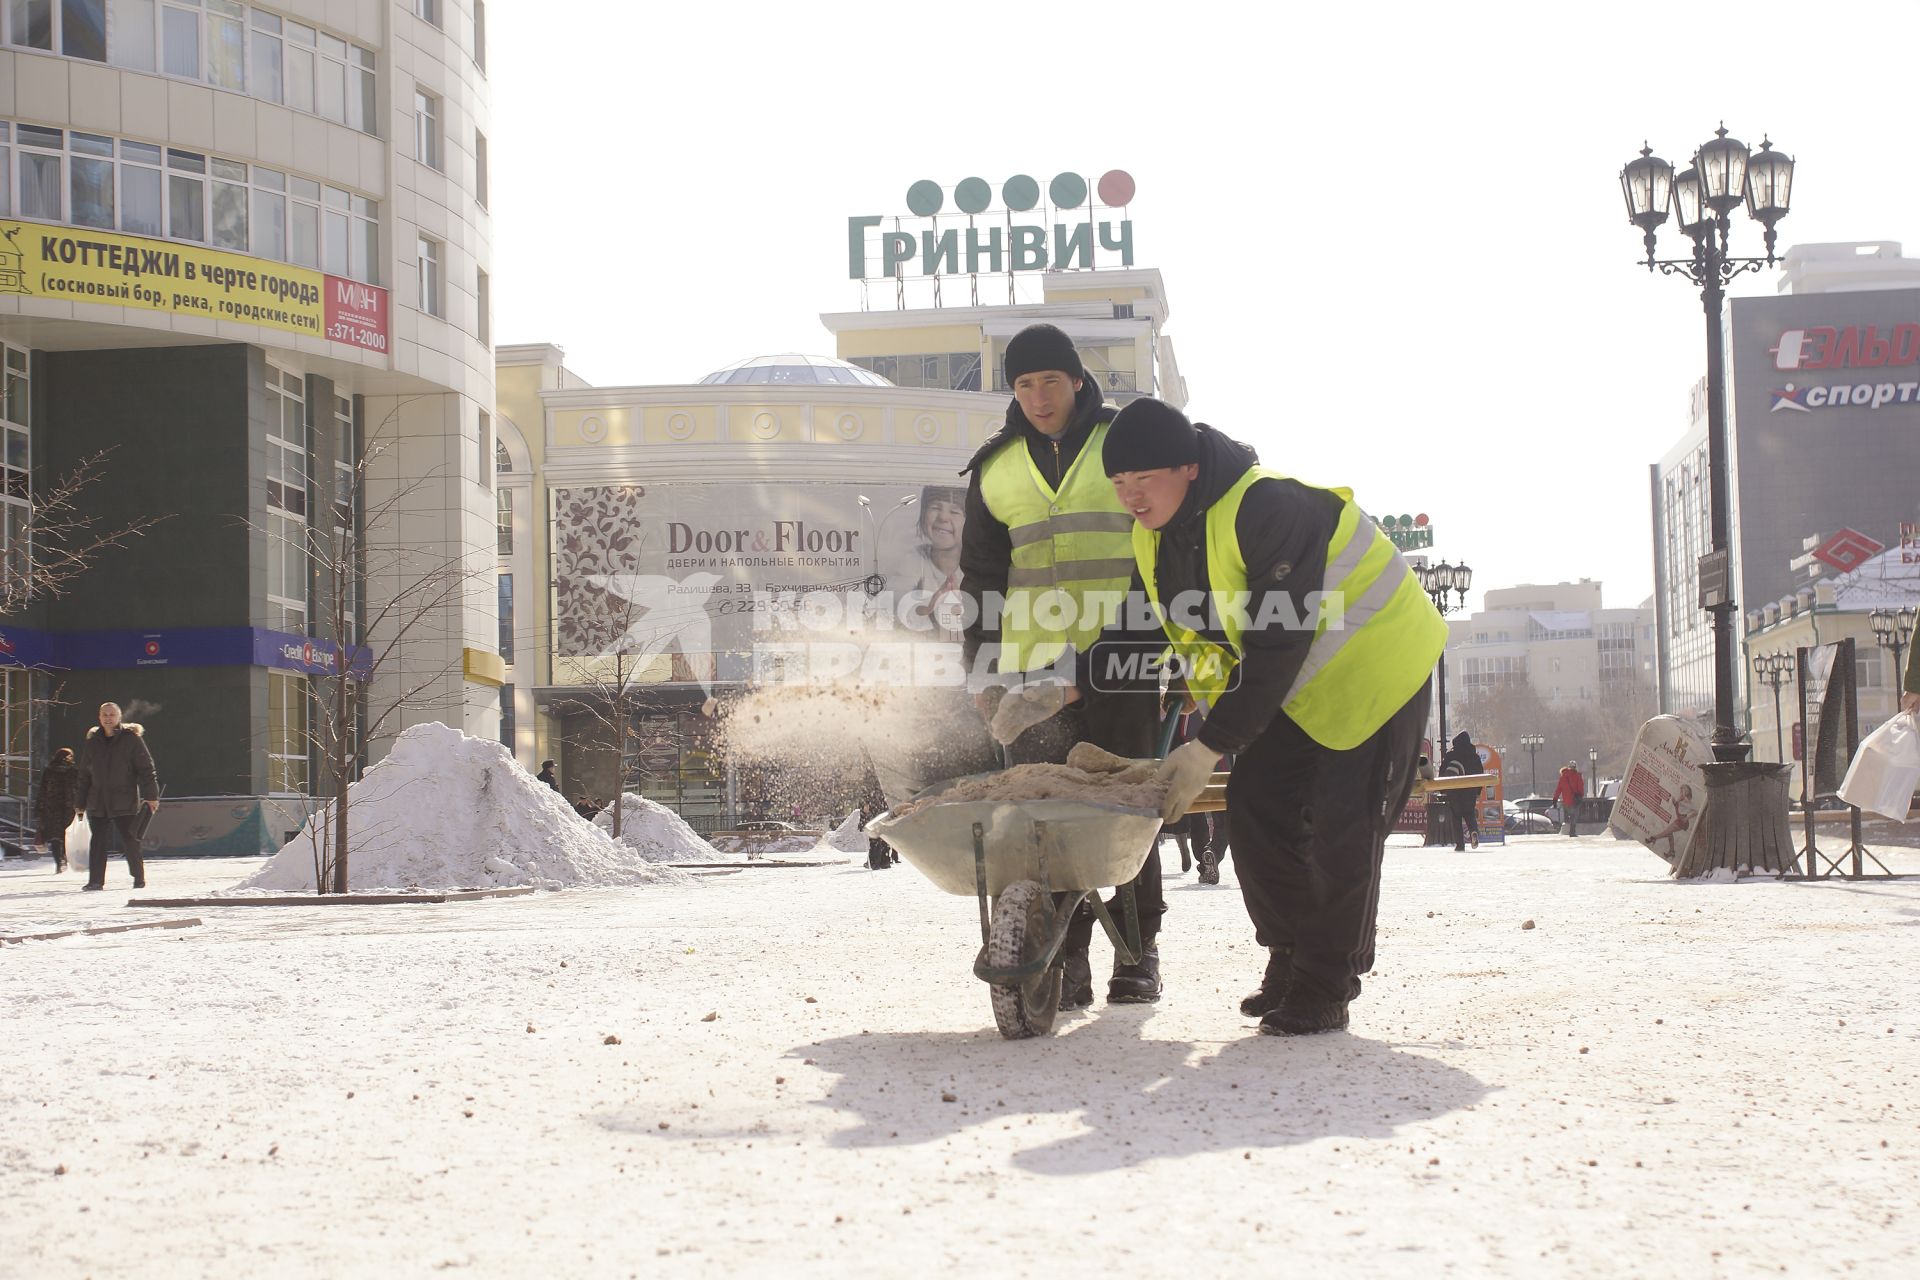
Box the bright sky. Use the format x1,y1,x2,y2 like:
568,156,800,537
487,1,1920,615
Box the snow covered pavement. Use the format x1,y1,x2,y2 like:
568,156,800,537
5,835,1920,1277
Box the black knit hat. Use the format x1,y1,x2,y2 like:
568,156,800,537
1003,323,1085,385
1101,397,1200,475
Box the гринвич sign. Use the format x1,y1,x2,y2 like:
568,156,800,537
849,171,1136,280
0,220,388,353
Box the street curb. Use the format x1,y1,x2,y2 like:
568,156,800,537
129,887,539,907
2,918,203,945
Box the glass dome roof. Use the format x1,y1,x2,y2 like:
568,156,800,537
698,353,893,387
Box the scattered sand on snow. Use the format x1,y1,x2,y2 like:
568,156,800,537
234,723,690,892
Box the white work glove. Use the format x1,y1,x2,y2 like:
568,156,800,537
1155,739,1222,824
989,680,1073,746
972,683,1009,724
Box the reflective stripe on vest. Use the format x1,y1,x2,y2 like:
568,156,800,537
979,421,1135,671
1133,467,1448,751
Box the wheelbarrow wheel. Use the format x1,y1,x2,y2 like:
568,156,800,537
987,879,1061,1040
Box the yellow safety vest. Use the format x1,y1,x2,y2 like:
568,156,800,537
978,421,1136,672
1134,467,1447,751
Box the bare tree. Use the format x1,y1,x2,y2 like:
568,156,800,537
0,448,169,618
256,408,494,894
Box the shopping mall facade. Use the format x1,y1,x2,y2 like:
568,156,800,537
495,265,1188,827
0,1,499,851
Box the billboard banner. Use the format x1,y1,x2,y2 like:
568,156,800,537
0,220,388,352
552,481,970,686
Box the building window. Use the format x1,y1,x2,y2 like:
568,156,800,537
267,670,309,794
414,88,441,170
2,0,105,59
265,365,309,635
416,235,442,317
414,0,438,26
473,0,484,70
3,119,382,283
496,486,512,555
248,8,281,102
1,667,31,799
499,682,512,747
474,130,488,208
476,410,490,487
206,0,244,90
1,342,30,611
476,267,490,346
497,573,513,664
495,437,511,473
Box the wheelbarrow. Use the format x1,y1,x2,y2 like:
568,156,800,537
867,772,1164,1040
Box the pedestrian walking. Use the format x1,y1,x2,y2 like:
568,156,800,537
960,322,1163,1008
1441,731,1483,850
1554,762,1587,836
536,760,561,792
35,747,80,873
75,702,159,891
1100,398,1447,1035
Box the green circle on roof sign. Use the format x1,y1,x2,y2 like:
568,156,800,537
1002,174,1039,211
905,180,944,216
954,177,992,214
1049,171,1088,208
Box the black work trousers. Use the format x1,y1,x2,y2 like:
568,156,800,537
1004,690,1161,951
1226,681,1430,1001
87,813,145,887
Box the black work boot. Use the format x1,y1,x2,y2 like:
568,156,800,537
1259,973,1355,1037
1197,847,1220,885
1107,943,1162,1004
1239,945,1293,1017
1058,944,1095,1011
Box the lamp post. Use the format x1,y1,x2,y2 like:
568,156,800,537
856,493,917,597
1752,650,1793,762
1415,560,1473,747
1587,744,1598,796
1870,607,1917,705
1620,126,1792,763
1520,731,1545,798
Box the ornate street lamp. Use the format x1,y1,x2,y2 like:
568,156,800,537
1870,607,1917,704
1588,744,1599,797
1520,731,1545,799
1414,560,1473,746
1752,650,1794,763
1621,124,1793,763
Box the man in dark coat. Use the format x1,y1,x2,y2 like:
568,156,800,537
35,747,80,873
75,701,160,891
537,760,561,792
1441,732,1483,850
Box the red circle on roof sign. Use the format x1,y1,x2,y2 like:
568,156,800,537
1097,170,1136,206
144,641,160,656
1415,513,1429,527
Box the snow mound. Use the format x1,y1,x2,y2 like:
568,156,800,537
234,723,689,892
592,793,721,863
821,809,867,854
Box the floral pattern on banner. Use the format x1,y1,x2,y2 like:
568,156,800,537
553,485,647,658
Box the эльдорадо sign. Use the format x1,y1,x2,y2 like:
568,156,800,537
0,220,387,353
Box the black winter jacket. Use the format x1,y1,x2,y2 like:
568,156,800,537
77,723,160,818
1131,424,1344,755
35,760,79,838
958,379,1117,671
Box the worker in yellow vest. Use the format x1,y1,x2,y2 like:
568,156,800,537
959,323,1163,1007
1098,398,1447,1035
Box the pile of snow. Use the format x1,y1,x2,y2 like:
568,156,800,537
592,793,721,863
234,723,689,892
819,809,868,854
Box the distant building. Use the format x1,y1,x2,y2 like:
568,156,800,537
1447,581,1655,724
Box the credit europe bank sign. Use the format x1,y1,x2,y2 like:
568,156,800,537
848,171,1137,280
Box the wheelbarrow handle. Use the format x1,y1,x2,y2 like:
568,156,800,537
1155,707,1181,759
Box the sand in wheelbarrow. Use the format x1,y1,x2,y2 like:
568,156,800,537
233,722,690,892
893,744,1167,818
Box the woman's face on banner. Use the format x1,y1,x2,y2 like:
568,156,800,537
921,498,964,551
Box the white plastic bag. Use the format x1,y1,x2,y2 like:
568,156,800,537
1838,712,1920,821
